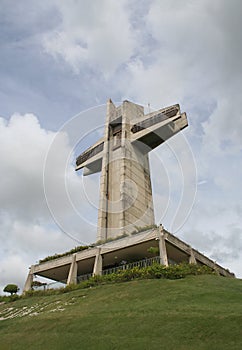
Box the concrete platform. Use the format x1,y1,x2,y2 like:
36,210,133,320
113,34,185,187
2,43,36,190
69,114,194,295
23,226,235,291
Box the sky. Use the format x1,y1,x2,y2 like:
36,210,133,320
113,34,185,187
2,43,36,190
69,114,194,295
1,0,242,293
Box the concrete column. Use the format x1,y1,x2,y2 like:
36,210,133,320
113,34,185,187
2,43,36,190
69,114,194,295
67,254,77,285
93,248,103,276
213,261,220,275
189,247,197,264
23,265,34,292
158,225,168,266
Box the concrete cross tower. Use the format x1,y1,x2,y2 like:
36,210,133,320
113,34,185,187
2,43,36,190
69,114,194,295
76,100,188,242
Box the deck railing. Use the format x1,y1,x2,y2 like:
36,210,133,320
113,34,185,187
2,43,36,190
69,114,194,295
102,256,160,275
76,256,160,283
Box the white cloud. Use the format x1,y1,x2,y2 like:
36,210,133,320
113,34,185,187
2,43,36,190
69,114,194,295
0,255,27,294
150,131,197,232
0,114,83,228
42,0,135,75
0,112,98,294
0,112,96,230
0,114,55,220
0,215,82,294
121,0,242,122
202,95,242,154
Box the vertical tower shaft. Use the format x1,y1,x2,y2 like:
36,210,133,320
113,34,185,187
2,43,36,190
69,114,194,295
97,100,155,241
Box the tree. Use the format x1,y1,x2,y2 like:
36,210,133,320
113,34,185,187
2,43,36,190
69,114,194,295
3,284,19,295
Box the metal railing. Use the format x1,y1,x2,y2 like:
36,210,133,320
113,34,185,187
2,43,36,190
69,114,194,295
131,105,179,133
76,141,104,166
76,256,160,283
103,256,160,275
77,273,93,283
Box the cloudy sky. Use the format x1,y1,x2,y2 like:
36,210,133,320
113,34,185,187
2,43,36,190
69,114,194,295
1,0,242,292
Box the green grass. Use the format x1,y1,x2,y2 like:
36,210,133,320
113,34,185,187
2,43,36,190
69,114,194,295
0,275,242,349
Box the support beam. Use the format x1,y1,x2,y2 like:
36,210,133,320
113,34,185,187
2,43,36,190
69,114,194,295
23,265,34,292
93,248,102,276
189,247,197,264
158,225,168,266
213,261,220,276
67,254,77,285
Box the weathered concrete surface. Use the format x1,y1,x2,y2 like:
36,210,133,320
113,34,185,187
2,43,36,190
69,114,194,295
158,226,168,266
76,100,188,242
96,100,155,241
93,248,102,276
23,227,235,291
67,254,77,285
23,265,34,292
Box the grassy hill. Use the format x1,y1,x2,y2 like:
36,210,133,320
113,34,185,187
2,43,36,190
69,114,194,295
0,275,242,350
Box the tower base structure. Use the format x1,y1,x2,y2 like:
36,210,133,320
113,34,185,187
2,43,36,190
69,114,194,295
23,226,234,292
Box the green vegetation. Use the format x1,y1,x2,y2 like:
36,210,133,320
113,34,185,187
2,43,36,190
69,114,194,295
0,263,215,303
96,225,158,244
0,275,242,349
38,226,159,264
31,281,47,290
0,294,20,303
39,245,91,263
147,246,160,255
1,264,215,302
21,263,214,298
131,224,158,235
3,284,19,295
95,232,129,245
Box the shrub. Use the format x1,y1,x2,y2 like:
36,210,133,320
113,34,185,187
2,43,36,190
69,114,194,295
74,263,215,288
20,263,216,299
131,225,158,235
147,246,159,256
39,245,90,263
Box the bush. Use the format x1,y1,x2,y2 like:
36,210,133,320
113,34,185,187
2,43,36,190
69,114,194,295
62,263,215,291
20,263,216,299
0,294,20,303
147,246,159,256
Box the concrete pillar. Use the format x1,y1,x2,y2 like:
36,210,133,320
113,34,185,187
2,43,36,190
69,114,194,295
213,261,220,276
189,247,197,264
23,265,34,292
67,254,77,285
158,225,168,266
93,248,103,276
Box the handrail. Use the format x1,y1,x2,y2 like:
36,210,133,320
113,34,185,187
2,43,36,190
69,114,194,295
76,256,160,283
103,256,160,275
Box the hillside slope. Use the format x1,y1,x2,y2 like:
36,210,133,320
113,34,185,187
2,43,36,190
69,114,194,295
0,275,242,350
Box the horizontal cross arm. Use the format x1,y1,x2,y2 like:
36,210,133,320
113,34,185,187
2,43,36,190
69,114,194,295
131,105,188,152
76,137,104,173
131,104,180,133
